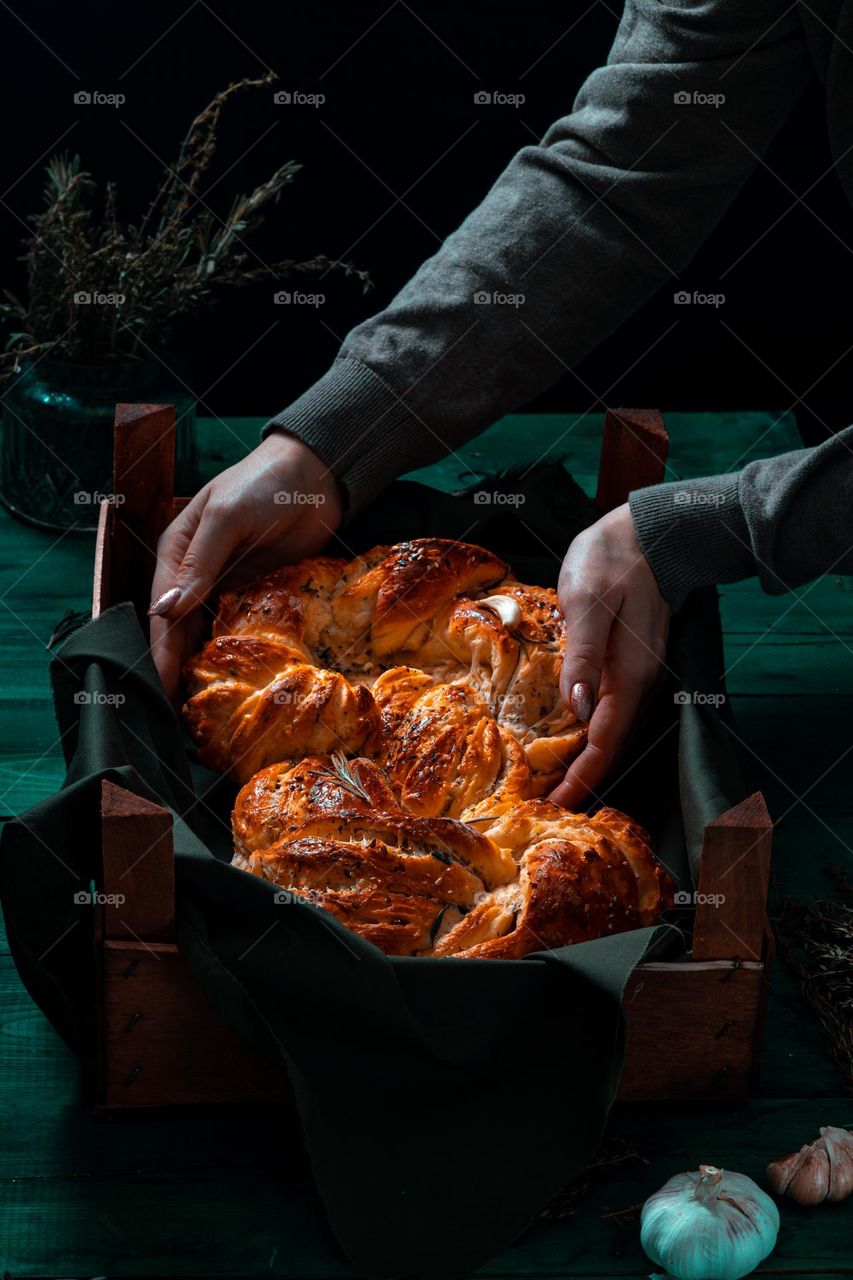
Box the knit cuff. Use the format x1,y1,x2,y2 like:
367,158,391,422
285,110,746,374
629,473,754,611
261,356,432,516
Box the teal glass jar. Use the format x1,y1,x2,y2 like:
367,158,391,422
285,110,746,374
0,356,197,531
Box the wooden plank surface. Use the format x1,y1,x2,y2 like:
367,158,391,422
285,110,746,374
1,409,852,1277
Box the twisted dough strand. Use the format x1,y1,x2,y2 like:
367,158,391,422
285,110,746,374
183,539,675,959
231,755,673,957
183,538,585,794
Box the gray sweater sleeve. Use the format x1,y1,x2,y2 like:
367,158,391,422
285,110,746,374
263,0,812,513
629,425,853,609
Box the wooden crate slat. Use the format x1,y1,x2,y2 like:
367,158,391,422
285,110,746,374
109,402,176,627
98,941,290,1112
620,958,765,1100
100,779,175,943
595,407,669,512
693,791,772,961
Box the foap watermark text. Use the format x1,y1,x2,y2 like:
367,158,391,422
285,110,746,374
673,691,726,708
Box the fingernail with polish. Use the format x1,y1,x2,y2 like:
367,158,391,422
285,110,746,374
570,681,595,721
148,586,182,617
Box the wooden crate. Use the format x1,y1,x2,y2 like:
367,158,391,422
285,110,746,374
91,403,774,1112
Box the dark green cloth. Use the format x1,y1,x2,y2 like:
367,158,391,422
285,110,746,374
0,466,747,1280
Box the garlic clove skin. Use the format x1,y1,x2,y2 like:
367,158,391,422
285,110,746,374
641,1165,779,1280
821,1126,853,1202
787,1144,831,1206
766,1125,853,1205
766,1144,812,1199
478,594,522,631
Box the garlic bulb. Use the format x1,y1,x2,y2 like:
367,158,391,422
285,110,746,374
641,1164,779,1280
767,1125,853,1205
478,593,522,630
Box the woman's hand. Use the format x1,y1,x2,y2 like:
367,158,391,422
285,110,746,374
149,431,343,703
549,502,671,810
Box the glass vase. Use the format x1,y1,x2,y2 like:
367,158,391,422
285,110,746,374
0,356,197,531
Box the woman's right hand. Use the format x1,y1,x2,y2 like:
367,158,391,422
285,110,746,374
149,430,344,704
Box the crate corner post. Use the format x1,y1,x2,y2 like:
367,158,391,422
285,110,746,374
109,402,177,625
596,407,669,513
693,790,773,963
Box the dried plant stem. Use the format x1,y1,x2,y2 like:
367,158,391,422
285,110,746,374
0,75,371,380
775,894,853,1092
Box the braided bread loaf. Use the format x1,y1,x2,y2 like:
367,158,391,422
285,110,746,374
231,754,673,957
183,537,675,958
183,538,584,795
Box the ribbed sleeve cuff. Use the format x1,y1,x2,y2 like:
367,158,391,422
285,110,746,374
628,473,755,611
261,356,431,516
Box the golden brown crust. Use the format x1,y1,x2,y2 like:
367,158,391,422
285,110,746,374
213,558,347,650
231,754,674,959
366,539,507,656
234,755,516,955
184,640,379,784
433,835,643,958
183,538,586,789
182,536,675,958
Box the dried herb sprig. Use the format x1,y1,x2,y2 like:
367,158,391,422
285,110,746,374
537,1138,646,1221
775,894,853,1092
309,751,372,803
0,74,371,379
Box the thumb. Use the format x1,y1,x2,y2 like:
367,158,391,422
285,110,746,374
558,591,613,721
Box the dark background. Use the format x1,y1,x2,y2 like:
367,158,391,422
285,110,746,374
2,0,851,445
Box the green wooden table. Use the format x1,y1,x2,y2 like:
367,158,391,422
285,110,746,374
1,411,851,1278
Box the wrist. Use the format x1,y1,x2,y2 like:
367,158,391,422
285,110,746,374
260,429,346,524
261,356,423,515
629,474,751,611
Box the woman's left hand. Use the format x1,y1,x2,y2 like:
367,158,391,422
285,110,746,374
549,502,671,810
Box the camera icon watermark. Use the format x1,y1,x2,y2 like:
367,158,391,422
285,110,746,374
272,689,311,705
273,889,312,904
273,290,325,307
473,90,525,107
473,289,525,307
273,490,326,506
73,490,126,506
73,291,125,307
673,90,725,108
473,490,526,507
672,489,727,507
74,889,126,905
673,889,726,907
273,90,325,107
73,691,126,706
673,690,726,708
673,290,725,307
73,90,126,108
